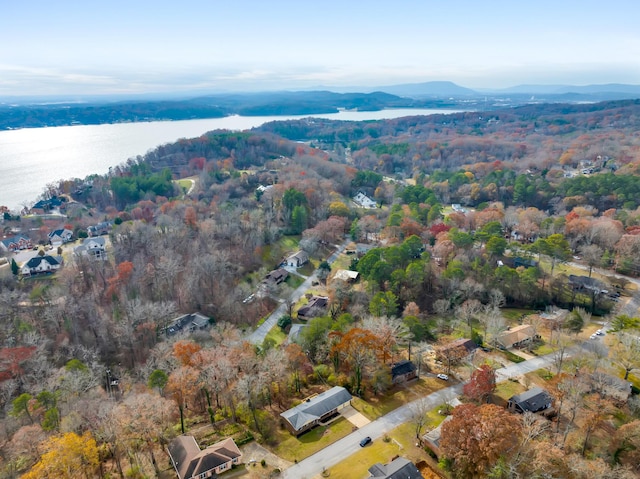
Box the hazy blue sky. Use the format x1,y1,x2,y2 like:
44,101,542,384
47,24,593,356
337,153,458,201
2,0,639,96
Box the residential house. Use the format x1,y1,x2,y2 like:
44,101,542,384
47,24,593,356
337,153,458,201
164,313,211,336
48,228,73,247
168,436,242,479
589,372,632,403
286,250,309,268
422,398,463,458
280,386,352,436
31,197,64,215
297,295,328,320
391,360,417,384
353,191,377,209
538,308,569,331
568,275,607,293
332,269,359,283
263,268,289,286
497,325,539,349
74,237,107,261
508,387,552,414
423,415,453,458
368,457,424,479
87,221,112,237
21,255,62,276
0,235,32,252
511,257,538,269
436,338,477,363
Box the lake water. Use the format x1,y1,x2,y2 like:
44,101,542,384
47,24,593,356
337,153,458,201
0,108,462,211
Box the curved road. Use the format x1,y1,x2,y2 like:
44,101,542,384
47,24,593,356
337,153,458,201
283,351,562,479
247,239,350,345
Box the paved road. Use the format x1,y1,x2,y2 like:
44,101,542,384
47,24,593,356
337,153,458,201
247,239,350,345
282,351,561,479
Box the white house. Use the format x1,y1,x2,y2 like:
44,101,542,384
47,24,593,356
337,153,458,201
353,191,377,209
21,255,62,276
48,228,73,247
74,237,107,261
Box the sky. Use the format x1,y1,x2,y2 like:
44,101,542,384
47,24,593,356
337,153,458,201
1,0,639,97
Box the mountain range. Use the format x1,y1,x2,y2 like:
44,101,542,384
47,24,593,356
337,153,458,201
2,82,640,130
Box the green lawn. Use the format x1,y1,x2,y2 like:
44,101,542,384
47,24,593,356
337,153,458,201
531,342,554,356
501,308,536,321
352,378,446,421
327,422,432,479
492,379,526,407
175,178,193,192
285,274,305,290
264,326,287,347
272,417,353,462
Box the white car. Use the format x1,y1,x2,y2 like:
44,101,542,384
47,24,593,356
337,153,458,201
590,334,598,340
437,373,449,381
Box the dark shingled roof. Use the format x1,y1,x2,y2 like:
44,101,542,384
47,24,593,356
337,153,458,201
509,387,552,413
23,255,60,269
391,360,417,378
368,457,424,479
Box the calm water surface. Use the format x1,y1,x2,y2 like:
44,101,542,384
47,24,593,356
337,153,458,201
0,108,462,210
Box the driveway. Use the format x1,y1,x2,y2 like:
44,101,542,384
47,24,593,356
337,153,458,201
247,238,350,345
282,350,565,479
241,441,292,472
340,404,370,428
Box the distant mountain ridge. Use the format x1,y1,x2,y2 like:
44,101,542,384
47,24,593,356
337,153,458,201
2,81,640,130
485,83,640,95
370,81,477,97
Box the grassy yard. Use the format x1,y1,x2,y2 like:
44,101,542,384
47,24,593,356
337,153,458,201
329,252,353,273
264,325,287,347
492,379,526,407
531,342,554,356
327,422,441,479
174,178,193,192
352,378,446,421
261,236,301,265
271,417,353,462
502,308,536,322
285,274,305,290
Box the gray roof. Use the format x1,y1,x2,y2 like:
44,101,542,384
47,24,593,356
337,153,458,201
509,387,552,412
368,457,424,479
391,360,417,378
1,235,30,248
165,313,210,335
280,386,352,432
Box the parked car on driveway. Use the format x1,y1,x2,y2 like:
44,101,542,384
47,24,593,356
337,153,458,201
437,373,449,381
